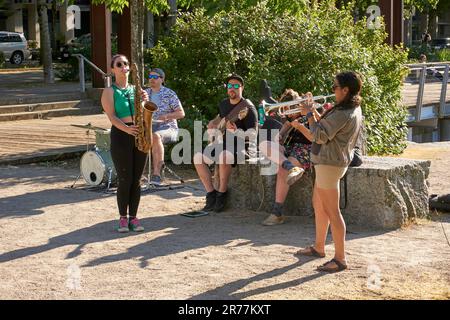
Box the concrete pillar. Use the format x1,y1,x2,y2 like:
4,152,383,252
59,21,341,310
7,7,23,33
429,14,438,40
28,4,40,46
60,2,75,44
90,4,111,88
144,11,154,48
379,0,404,46
440,119,450,141
419,13,428,35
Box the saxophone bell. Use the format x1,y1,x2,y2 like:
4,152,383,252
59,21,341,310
142,101,158,150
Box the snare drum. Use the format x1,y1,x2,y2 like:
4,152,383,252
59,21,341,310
80,150,116,186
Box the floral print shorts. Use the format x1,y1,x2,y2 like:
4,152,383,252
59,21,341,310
284,142,312,170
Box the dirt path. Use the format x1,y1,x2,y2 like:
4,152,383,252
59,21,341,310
0,143,449,300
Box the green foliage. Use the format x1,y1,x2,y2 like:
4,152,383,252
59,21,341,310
404,0,439,12
182,0,309,16
408,45,450,62
91,0,191,14
437,49,450,61
148,1,409,155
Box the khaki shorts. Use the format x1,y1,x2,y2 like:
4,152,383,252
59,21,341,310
314,164,347,189
154,128,178,144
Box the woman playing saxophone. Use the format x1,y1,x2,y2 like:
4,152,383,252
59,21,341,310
101,54,150,233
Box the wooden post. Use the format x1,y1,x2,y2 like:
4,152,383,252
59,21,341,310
90,3,111,88
378,0,404,46
117,6,132,61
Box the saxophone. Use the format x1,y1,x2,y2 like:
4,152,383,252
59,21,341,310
131,62,158,153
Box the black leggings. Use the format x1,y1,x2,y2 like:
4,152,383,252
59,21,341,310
110,124,147,217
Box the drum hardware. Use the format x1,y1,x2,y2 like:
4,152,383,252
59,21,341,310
141,154,185,193
70,123,108,131
69,123,116,192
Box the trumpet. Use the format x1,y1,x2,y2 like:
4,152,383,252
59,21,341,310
260,94,335,117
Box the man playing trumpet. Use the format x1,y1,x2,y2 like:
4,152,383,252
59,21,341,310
193,74,258,212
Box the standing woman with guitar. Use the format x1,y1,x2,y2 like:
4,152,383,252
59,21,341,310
193,74,258,213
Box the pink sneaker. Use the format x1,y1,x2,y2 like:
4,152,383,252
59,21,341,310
128,217,144,232
117,217,129,233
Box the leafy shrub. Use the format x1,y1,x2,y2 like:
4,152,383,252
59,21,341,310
408,45,450,63
436,49,450,62
149,1,409,154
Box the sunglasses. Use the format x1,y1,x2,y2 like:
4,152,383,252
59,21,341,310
226,83,242,89
115,61,129,68
149,74,162,79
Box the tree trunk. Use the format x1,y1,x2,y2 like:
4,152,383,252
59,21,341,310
51,0,57,58
129,0,144,80
38,1,54,84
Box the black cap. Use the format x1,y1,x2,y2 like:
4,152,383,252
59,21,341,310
225,74,244,86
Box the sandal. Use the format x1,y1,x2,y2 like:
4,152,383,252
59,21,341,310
317,258,348,273
295,246,325,258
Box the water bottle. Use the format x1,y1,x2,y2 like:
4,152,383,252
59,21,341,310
257,104,265,126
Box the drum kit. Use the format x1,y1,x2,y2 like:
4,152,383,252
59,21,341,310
70,123,117,192
69,122,185,193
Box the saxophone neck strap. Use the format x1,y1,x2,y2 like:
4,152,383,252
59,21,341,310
125,91,135,125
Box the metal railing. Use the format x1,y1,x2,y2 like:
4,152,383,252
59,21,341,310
405,61,450,123
73,54,112,92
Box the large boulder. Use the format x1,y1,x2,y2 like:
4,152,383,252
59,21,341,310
226,157,430,229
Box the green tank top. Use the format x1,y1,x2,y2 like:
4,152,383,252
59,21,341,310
112,84,135,119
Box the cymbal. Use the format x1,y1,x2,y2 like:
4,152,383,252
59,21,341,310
71,123,107,131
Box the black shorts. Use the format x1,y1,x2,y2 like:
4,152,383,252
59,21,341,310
202,142,248,167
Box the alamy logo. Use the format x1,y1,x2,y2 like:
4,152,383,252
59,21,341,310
66,263,82,290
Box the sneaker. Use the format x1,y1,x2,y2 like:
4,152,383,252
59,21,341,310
286,167,305,186
202,190,217,212
150,175,162,186
128,217,144,232
262,214,285,226
214,191,228,212
117,217,129,233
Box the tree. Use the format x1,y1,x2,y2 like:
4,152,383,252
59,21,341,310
180,0,310,15
90,0,193,77
150,2,410,154
404,0,439,38
38,0,54,84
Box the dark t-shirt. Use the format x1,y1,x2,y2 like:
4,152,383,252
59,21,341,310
217,98,258,156
285,116,311,145
218,98,258,130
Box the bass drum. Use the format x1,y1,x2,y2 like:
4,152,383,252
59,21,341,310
80,150,116,186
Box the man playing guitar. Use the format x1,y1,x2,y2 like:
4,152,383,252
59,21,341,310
193,74,258,213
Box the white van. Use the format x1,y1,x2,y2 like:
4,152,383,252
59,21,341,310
0,31,31,65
